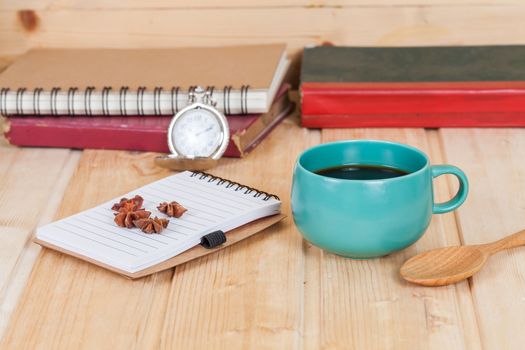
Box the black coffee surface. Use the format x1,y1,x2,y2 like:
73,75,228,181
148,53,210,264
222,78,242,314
315,164,409,180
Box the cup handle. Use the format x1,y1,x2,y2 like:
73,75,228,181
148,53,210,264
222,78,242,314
431,165,469,214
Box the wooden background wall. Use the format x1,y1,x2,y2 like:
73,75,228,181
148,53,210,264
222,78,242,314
2,0,525,81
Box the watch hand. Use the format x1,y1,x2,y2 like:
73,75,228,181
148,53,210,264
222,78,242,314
195,126,213,136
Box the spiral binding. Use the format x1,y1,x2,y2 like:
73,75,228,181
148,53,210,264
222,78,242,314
34,88,42,115
170,86,179,114
190,171,279,201
50,87,61,116
67,87,78,116
0,88,9,115
84,86,95,116
102,87,112,116
240,84,250,115
223,85,232,115
137,86,146,115
187,86,196,104
119,86,129,116
16,87,25,115
206,86,215,98
153,87,163,115
0,86,250,116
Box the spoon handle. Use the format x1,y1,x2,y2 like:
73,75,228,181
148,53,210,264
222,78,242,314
480,229,525,255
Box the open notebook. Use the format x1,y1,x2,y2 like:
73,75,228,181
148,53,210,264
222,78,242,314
35,171,282,277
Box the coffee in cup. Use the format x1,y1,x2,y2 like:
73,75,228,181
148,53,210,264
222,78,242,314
291,140,468,258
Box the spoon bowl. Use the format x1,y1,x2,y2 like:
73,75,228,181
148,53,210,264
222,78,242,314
401,246,487,286
400,229,525,286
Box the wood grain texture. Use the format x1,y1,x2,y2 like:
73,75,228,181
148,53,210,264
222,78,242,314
2,5,525,57
0,146,79,339
0,118,323,349
440,129,525,350
1,0,523,11
314,128,481,349
160,118,321,349
0,150,175,349
3,121,524,349
401,229,525,287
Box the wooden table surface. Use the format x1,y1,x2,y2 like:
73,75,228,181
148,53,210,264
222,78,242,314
1,110,525,349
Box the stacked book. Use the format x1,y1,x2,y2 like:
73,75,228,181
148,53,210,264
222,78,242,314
301,45,525,127
0,44,292,157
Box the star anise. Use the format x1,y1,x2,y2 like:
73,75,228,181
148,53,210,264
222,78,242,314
157,201,187,218
114,208,151,228
134,216,169,234
111,195,144,212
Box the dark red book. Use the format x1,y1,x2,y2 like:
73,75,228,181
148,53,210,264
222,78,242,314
301,46,525,128
4,86,292,157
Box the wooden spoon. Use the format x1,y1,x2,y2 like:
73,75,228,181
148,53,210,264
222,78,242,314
400,229,525,286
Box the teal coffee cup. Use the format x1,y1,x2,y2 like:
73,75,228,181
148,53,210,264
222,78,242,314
291,140,468,258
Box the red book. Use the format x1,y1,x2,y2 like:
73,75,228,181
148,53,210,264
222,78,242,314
301,46,525,128
4,86,292,157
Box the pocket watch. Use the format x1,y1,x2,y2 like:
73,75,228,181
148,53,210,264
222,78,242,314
155,86,229,170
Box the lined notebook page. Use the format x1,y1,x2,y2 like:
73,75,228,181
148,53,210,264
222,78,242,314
36,171,281,273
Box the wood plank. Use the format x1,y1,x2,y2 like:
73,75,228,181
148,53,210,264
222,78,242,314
0,149,175,349
1,0,521,10
2,5,525,56
308,129,481,349
0,0,54,10
0,12,31,55
44,0,525,9
440,129,525,350
0,147,79,339
160,118,321,348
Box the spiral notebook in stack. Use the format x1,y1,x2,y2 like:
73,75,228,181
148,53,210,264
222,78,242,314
34,171,284,279
0,45,288,115
0,44,291,156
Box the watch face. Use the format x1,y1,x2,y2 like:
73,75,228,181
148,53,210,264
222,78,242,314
170,107,224,157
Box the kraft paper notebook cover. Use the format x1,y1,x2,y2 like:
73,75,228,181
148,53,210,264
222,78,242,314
0,44,289,115
34,171,285,279
3,84,293,157
301,45,525,127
